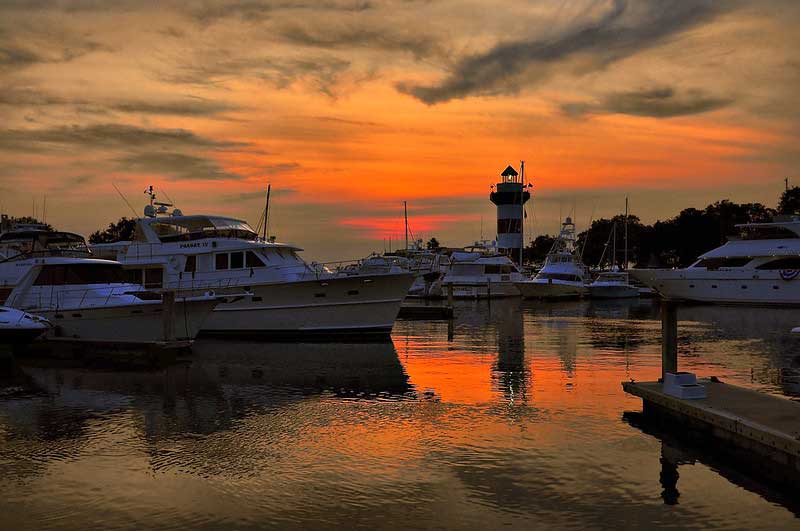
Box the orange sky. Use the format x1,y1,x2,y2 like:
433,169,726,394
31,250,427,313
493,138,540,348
0,1,798,261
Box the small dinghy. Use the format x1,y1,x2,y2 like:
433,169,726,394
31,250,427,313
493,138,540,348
0,306,50,344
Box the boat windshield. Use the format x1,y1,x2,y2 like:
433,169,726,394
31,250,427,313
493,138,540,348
33,263,128,286
146,217,258,243
0,231,90,260
536,272,583,282
737,226,799,240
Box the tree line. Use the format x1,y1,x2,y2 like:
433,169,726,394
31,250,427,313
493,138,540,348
524,187,800,268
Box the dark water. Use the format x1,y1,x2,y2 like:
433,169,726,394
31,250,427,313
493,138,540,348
1,300,800,530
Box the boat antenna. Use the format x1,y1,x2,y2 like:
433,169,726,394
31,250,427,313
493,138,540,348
520,160,525,266
404,201,409,251
263,183,271,241
113,182,140,218
624,196,629,270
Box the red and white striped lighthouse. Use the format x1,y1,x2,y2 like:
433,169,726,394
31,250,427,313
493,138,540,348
489,163,531,266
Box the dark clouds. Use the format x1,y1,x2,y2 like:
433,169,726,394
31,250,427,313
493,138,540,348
277,23,441,60
189,0,373,25
109,98,241,117
397,0,728,104
115,152,240,181
0,123,245,152
562,87,732,118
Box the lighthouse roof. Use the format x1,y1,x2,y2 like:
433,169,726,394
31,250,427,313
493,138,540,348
501,165,518,177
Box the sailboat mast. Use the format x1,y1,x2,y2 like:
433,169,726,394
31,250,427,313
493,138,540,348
263,184,271,241
624,196,629,270
520,160,525,266
404,201,408,251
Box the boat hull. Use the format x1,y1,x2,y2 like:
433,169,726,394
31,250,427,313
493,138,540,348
442,281,521,299
0,328,48,344
588,284,640,299
631,268,800,306
515,280,587,300
34,297,217,346
196,273,414,339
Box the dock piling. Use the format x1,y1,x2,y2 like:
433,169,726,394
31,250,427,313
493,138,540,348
660,300,678,381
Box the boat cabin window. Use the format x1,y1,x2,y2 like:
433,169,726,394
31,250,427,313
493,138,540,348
215,251,266,270
33,264,127,286
755,257,800,270
144,268,163,289
246,251,265,268
738,226,799,240
484,265,516,274
230,251,244,269
150,217,258,243
694,257,753,269
184,255,196,273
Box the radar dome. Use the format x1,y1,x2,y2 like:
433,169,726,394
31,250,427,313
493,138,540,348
144,205,156,218
172,208,183,217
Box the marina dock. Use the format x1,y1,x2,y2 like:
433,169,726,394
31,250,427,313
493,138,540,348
624,301,800,487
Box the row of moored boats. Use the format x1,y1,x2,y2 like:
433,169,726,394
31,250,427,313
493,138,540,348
4,193,800,347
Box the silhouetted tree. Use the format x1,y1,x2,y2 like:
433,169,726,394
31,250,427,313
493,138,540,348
426,237,441,250
577,215,645,268
89,217,137,243
778,186,800,215
0,215,54,232
524,234,556,263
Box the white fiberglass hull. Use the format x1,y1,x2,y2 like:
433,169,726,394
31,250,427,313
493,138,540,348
442,281,521,299
515,280,587,300
196,273,414,338
631,268,800,306
588,284,639,299
34,297,218,346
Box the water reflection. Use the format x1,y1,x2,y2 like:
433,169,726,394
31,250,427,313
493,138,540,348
1,302,799,529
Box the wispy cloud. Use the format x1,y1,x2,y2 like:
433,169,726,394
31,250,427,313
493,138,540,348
561,87,732,118
397,0,728,104
0,123,246,152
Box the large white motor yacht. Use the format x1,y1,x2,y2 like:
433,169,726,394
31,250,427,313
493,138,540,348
2,256,218,347
515,217,589,299
90,196,413,338
631,217,800,305
440,248,524,299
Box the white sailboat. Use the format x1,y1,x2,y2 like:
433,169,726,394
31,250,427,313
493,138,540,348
588,208,639,299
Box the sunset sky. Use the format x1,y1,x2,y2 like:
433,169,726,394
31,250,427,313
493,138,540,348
1,0,798,261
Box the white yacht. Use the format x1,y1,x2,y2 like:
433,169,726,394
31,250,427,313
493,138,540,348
0,306,50,343
440,248,524,299
631,217,800,305
515,217,589,299
589,271,639,299
90,194,414,339
2,256,218,347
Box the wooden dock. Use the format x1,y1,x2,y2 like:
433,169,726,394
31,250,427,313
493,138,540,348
624,378,800,486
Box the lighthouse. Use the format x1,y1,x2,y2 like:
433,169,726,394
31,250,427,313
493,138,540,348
490,163,531,266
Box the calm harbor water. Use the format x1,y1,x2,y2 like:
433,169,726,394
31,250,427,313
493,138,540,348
1,299,799,529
